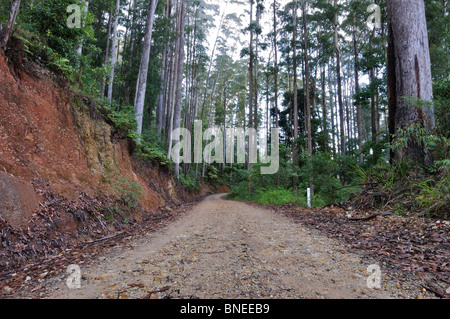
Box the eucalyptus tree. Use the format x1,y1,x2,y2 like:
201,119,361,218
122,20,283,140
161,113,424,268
387,0,436,166
342,0,372,163
333,0,345,161
172,0,186,179
1,0,21,49
134,0,159,138
107,0,120,101
292,0,299,190
272,0,279,129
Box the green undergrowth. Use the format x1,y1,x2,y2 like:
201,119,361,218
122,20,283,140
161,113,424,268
348,120,450,219
229,185,309,207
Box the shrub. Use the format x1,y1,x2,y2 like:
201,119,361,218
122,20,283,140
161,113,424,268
180,171,201,192
113,178,142,213
229,183,307,207
255,187,307,206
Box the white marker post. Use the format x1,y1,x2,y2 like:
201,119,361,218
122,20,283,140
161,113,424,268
307,188,311,208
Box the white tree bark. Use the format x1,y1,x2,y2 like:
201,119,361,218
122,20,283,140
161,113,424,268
134,0,159,138
76,1,89,55
173,0,186,179
101,10,113,98
1,0,21,49
107,0,120,101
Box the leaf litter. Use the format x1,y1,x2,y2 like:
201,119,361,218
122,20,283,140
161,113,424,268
266,203,449,298
0,178,196,298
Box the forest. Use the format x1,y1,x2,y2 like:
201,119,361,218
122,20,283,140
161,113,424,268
0,0,448,216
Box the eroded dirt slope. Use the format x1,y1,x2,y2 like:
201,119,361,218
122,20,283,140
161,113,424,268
0,49,191,274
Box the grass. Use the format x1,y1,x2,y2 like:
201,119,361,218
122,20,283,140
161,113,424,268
229,184,308,207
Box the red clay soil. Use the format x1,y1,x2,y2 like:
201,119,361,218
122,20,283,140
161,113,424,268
0,42,192,282
0,49,189,210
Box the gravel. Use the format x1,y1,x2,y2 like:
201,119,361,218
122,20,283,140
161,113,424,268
25,194,436,299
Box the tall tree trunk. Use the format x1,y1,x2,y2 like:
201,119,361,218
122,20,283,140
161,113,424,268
321,62,328,152
387,0,435,165
200,0,230,121
166,47,175,139
368,28,378,147
302,0,312,157
223,84,228,172
311,65,318,150
1,0,21,49
302,0,313,196
118,0,135,101
292,0,299,191
173,0,186,179
134,0,159,138
157,45,168,138
124,0,139,104
107,0,120,101
266,69,270,140
168,13,180,159
102,10,113,98
254,0,261,130
334,0,346,183
329,59,336,155
248,0,254,172
157,1,172,138
273,0,279,129
76,1,89,55
352,16,363,163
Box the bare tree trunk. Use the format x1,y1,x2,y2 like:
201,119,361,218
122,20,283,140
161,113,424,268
266,69,270,140
101,10,113,98
352,16,363,163
273,0,279,129
248,0,254,132
302,0,313,196
166,47,175,139
157,1,172,139
248,0,254,172
157,45,168,138
168,11,180,159
292,0,299,192
124,0,139,104
368,28,378,147
76,1,89,55
200,0,230,121
1,0,21,49
312,65,318,149
387,0,435,166
173,0,186,179
134,0,159,138
329,59,336,155
334,0,346,183
107,0,120,101
302,0,312,157
254,0,261,130
321,62,328,152
223,84,228,172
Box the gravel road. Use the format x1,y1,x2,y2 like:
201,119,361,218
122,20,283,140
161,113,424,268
41,194,430,299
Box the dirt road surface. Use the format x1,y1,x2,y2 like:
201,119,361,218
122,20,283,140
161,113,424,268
39,194,428,299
